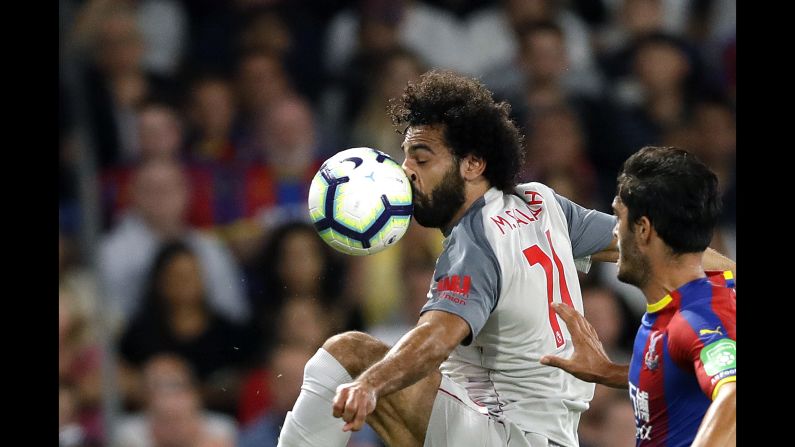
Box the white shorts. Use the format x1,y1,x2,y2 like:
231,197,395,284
423,375,563,447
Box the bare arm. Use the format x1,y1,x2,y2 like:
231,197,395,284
691,382,736,447
703,247,736,277
591,236,618,263
540,303,629,388
590,236,736,278
332,310,470,431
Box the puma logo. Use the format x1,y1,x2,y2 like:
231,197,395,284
699,326,723,336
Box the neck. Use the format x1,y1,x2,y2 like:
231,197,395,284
642,251,706,305
442,180,490,234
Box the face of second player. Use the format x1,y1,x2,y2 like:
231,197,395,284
612,197,649,288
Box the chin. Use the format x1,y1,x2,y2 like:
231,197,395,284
615,265,633,286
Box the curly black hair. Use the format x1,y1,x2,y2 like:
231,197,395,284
388,70,525,192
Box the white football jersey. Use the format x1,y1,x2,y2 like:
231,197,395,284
421,183,616,446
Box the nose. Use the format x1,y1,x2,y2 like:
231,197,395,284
402,160,418,183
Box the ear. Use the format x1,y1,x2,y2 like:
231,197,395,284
634,216,653,247
460,154,486,181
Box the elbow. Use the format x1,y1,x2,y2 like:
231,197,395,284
417,322,461,366
431,333,458,366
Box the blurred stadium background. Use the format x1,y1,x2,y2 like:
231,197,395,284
58,1,735,446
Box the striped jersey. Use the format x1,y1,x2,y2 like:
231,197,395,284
421,183,616,446
628,270,736,446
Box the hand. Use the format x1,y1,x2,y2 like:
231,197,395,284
540,303,626,387
332,380,377,432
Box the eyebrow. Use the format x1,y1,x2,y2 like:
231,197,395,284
404,143,434,155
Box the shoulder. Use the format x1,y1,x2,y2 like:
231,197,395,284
435,197,502,280
512,182,568,215
446,195,497,258
706,270,736,289
678,282,736,325
188,231,235,261
669,300,734,350
513,181,556,200
100,215,156,259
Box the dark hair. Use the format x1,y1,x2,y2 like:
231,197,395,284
251,221,345,311
137,240,209,327
388,70,525,192
617,146,721,254
632,32,700,94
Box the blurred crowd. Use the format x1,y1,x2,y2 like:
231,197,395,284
59,0,735,446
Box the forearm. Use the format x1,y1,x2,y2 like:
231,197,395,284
691,383,736,447
541,303,629,387
599,363,630,388
591,238,619,263
704,247,736,276
357,322,453,398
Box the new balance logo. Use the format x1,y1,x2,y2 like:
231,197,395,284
437,275,471,296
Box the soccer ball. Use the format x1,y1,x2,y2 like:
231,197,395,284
308,147,413,256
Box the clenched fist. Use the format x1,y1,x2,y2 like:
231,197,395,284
332,381,378,432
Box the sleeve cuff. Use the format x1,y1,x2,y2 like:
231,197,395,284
711,376,736,400
574,256,592,274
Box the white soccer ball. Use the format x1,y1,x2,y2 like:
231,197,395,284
308,147,413,256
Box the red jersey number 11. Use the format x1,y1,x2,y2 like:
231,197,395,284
522,230,575,348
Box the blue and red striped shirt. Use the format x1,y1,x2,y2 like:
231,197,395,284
627,270,736,446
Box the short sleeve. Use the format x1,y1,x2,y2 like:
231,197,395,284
668,312,736,400
421,230,500,346
554,193,616,259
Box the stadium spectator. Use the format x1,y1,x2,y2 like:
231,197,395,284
235,50,293,146
184,75,240,164
349,47,424,161
225,97,329,263
581,285,633,363
98,160,249,327
116,354,238,447
237,295,334,427
521,105,599,207
76,5,179,168
590,33,699,208
246,221,353,345
117,241,256,415
99,100,188,228
369,243,437,347
345,221,443,329
60,288,103,446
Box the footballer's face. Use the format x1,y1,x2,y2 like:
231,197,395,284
401,125,466,229
612,197,651,288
